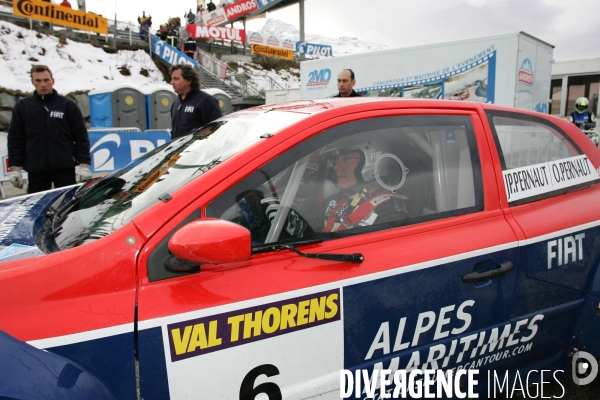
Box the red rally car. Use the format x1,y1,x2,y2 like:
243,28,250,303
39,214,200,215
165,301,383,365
1,98,600,399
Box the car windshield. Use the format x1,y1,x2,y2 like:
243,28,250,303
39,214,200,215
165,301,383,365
51,111,307,251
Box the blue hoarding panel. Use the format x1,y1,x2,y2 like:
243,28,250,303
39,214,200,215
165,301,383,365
89,130,171,173
151,36,197,68
296,42,333,57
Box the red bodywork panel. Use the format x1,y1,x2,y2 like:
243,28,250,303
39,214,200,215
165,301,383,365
0,98,598,343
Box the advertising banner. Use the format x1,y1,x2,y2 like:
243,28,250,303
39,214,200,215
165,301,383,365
281,39,296,50
152,36,197,68
302,43,498,104
248,31,264,44
257,0,274,7
266,34,280,47
296,42,333,57
224,0,259,21
0,130,171,180
203,7,227,26
248,32,300,51
196,48,229,79
251,44,294,60
247,34,334,56
89,130,171,173
187,24,246,42
13,0,108,34
515,36,552,114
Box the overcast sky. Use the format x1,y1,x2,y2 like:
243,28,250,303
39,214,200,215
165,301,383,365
83,0,599,61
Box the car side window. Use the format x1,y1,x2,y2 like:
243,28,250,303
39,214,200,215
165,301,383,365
488,111,597,205
206,115,483,248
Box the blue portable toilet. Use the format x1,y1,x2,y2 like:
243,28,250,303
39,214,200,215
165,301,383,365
142,84,177,130
88,83,147,130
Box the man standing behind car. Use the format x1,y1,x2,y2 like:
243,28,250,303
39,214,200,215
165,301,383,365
169,63,222,139
8,65,91,194
333,69,363,98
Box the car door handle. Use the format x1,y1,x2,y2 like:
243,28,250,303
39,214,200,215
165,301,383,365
462,261,514,283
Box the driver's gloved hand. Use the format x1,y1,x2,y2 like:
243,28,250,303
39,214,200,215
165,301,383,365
261,197,282,224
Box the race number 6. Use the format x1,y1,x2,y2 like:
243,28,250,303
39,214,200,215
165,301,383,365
240,364,282,400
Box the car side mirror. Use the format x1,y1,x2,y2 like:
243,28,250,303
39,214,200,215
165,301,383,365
167,219,252,269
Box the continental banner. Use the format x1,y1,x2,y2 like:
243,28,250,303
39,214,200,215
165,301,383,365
13,0,108,34
250,44,293,60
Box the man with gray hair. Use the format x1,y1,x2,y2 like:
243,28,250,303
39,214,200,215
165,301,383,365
169,63,222,139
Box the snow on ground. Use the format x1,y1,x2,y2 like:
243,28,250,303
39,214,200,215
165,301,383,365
231,61,300,91
0,13,382,95
0,20,164,94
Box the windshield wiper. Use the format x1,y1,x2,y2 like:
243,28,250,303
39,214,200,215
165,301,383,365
253,238,364,263
49,195,81,236
283,245,364,263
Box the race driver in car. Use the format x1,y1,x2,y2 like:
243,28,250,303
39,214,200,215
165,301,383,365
321,141,409,232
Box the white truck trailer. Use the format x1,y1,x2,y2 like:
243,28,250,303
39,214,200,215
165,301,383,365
300,32,554,113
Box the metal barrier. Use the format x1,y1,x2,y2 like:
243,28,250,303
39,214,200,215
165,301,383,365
227,73,285,98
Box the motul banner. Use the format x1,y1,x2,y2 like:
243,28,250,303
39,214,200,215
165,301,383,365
187,25,246,42
224,0,259,21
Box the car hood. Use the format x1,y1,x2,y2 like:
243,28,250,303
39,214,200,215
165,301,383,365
0,188,71,262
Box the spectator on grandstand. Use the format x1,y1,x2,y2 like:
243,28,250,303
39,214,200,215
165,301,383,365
138,11,148,26
166,17,181,48
183,37,197,58
186,9,196,24
138,12,152,41
196,6,205,25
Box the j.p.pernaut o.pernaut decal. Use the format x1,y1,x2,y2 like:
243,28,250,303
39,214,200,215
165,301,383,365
503,155,600,202
167,289,340,362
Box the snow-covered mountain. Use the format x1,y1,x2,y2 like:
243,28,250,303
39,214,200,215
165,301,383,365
252,18,388,57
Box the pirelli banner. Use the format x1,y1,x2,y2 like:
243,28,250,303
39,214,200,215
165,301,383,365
13,0,109,34
250,44,293,60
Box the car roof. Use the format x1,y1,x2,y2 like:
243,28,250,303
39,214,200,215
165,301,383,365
247,97,535,117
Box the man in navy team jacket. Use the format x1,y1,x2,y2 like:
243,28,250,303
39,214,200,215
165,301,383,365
169,64,223,140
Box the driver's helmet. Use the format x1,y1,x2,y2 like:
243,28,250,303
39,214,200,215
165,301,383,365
575,97,589,114
320,140,409,191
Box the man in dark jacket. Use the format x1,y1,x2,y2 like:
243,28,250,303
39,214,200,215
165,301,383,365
8,65,91,194
186,9,196,24
169,63,222,139
333,69,363,97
